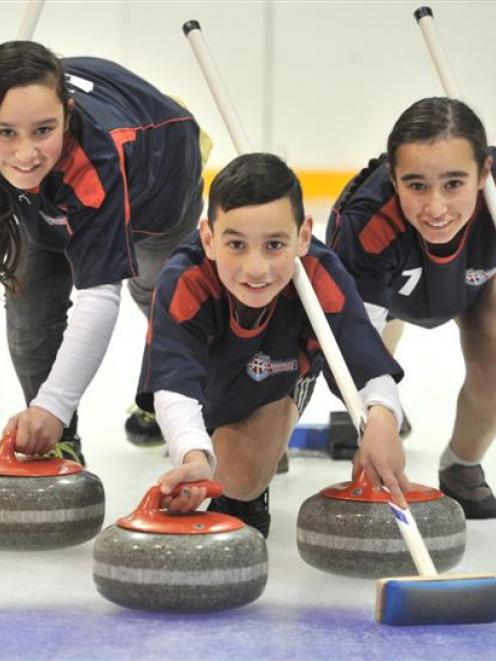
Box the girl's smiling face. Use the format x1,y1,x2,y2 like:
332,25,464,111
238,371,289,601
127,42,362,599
392,137,492,244
0,83,67,190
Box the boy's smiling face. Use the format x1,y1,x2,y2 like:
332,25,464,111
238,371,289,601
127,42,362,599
200,197,312,309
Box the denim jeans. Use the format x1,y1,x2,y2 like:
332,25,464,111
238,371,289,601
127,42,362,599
4,191,203,437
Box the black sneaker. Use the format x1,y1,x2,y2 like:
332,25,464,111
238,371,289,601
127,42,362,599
439,463,496,519
125,406,165,447
207,489,271,538
44,434,86,467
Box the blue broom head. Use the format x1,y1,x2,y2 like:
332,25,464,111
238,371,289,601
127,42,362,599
376,574,496,626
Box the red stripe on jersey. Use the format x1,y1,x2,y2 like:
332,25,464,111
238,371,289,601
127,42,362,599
359,196,406,254
169,260,222,323
300,255,345,313
143,288,158,396
59,141,106,209
109,128,136,225
110,116,195,225
132,229,172,236
146,288,157,345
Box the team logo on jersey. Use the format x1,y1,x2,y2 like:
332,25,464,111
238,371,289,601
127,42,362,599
465,267,496,286
246,351,298,382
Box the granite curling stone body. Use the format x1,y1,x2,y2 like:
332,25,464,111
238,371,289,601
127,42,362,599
93,482,268,612
297,473,466,578
0,432,105,550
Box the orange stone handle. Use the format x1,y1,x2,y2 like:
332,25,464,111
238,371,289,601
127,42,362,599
120,481,223,525
0,430,81,477
320,469,443,503
0,431,19,466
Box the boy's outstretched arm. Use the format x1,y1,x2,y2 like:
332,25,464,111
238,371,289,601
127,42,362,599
352,405,411,508
153,390,217,514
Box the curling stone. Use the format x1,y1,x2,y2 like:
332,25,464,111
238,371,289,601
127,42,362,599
93,481,268,612
297,472,465,578
0,432,105,550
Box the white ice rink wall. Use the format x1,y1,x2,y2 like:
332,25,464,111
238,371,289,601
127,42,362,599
2,1,495,177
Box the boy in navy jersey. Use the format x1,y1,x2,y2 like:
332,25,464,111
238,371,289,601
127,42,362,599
0,41,210,462
137,153,408,537
327,98,496,518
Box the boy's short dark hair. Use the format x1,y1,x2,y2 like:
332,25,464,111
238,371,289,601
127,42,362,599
207,153,305,227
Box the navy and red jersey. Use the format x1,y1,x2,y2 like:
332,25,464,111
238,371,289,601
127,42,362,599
5,57,203,289
136,232,403,430
327,151,496,328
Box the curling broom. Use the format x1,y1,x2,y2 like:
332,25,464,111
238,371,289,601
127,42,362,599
376,501,496,625
182,17,496,627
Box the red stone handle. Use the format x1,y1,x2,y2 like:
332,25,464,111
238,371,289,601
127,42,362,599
352,469,373,489
320,469,442,503
0,431,81,477
117,480,223,530
0,431,19,467
143,481,222,513
172,480,223,498
116,480,244,534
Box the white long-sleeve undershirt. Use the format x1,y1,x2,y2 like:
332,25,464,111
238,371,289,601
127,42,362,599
361,301,403,430
154,390,216,470
30,282,122,425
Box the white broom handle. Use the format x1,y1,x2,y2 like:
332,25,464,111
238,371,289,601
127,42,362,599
414,6,460,98
415,6,496,228
183,20,252,156
17,0,46,40
388,502,437,575
182,19,366,431
292,261,366,431
183,20,440,574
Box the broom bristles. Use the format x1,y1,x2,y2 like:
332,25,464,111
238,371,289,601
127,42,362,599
376,574,496,625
